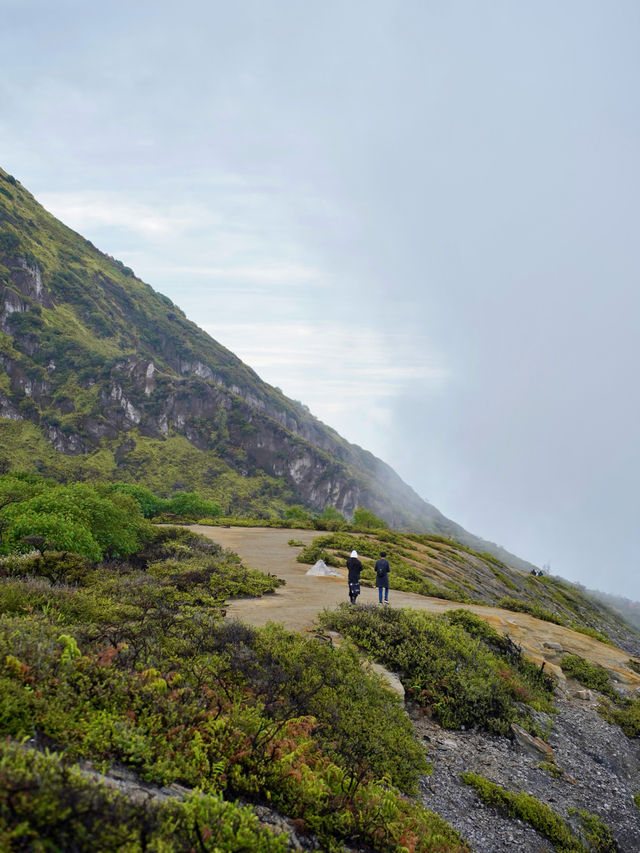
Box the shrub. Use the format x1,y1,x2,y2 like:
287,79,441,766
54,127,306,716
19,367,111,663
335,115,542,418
498,596,567,627
570,624,612,645
0,483,151,561
352,506,388,530
461,772,586,852
320,605,554,735
313,506,348,531
560,654,617,700
3,510,103,561
604,698,640,738
104,482,165,518
0,741,289,851
163,491,221,520
283,505,312,523
571,808,618,852
227,622,429,794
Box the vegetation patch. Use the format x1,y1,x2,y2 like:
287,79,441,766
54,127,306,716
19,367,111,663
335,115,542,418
489,567,518,591
560,655,618,701
570,624,613,645
461,771,587,852
0,741,288,852
0,477,468,850
498,596,567,627
599,697,640,739
320,605,555,736
569,807,619,852
561,653,640,740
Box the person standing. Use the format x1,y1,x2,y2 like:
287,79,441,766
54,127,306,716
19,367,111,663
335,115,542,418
374,551,390,604
346,549,362,604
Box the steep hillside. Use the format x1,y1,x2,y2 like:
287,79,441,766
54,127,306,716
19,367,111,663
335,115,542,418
0,166,530,567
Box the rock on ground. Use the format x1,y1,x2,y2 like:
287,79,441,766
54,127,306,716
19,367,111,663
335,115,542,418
412,691,640,852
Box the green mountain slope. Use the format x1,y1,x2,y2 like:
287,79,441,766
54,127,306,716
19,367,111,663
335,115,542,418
0,166,531,566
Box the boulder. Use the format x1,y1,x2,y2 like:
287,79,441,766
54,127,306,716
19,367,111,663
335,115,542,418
365,661,405,699
510,723,555,763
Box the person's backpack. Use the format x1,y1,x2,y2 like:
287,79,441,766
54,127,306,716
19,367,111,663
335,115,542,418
376,561,387,577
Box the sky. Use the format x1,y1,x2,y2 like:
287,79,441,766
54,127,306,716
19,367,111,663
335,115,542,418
1,0,639,598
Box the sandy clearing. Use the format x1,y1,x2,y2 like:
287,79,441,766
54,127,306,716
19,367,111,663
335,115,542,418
189,525,640,693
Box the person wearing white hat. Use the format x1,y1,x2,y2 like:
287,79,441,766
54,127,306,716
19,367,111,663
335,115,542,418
346,549,362,605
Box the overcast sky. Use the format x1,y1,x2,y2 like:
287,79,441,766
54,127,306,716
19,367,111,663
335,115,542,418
2,0,639,598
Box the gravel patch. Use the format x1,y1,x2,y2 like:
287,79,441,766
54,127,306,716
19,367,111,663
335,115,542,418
411,686,640,852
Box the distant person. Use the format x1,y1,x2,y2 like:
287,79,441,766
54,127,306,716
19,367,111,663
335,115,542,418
346,549,362,604
374,551,390,604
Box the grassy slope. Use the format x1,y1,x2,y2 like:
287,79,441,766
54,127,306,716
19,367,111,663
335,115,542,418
296,528,640,651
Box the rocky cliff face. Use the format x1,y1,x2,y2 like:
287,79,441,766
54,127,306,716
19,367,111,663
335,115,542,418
0,167,533,566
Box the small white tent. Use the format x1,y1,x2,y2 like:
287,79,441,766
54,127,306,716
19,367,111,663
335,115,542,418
306,559,342,577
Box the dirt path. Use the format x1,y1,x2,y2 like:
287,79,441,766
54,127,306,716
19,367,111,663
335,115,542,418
189,525,640,693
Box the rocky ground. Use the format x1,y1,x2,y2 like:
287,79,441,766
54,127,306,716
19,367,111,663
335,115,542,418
413,685,640,852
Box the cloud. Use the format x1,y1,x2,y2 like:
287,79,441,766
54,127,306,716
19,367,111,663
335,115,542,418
205,320,448,448
144,263,320,284
38,192,205,239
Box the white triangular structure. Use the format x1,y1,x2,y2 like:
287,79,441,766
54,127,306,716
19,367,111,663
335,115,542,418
306,559,342,577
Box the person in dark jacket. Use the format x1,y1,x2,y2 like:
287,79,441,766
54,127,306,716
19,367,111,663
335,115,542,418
374,551,390,604
346,549,362,604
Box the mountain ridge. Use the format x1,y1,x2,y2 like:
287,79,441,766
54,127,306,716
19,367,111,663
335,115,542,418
0,166,536,570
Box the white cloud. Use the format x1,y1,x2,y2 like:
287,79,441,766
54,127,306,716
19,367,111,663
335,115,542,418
38,192,205,238
144,263,320,283
205,320,448,444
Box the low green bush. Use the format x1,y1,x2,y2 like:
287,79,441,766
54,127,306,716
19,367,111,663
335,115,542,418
570,808,618,852
0,741,288,851
104,482,165,518
560,655,617,700
320,605,554,735
222,622,430,795
602,697,640,738
462,772,588,851
0,480,151,561
498,597,567,627
570,624,612,645
352,506,388,530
